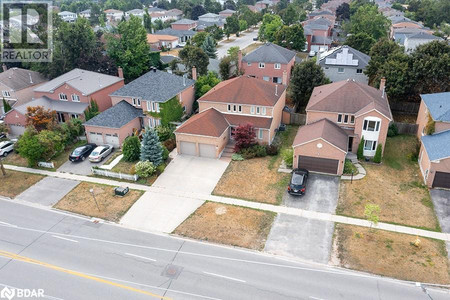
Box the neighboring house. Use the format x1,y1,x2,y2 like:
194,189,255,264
0,66,47,110
150,12,171,23
415,92,450,189
404,32,443,53
246,5,260,13
392,27,433,46
197,13,225,29
83,100,144,148
175,76,286,158
79,9,91,18
126,9,144,17
58,11,77,23
166,9,183,21
303,17,334,52
318,45,370,84
308,10,334,20
239,42,296,85
147,34,179,49
155,28,195,44
219,9,235,18
293,78,392,175
104,9,124,21
171,19,197,31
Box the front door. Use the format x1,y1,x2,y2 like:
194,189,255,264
230,127,236,140
57,112,65,123
348,137,354,152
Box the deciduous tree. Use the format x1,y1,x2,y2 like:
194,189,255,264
123,136,141,162
179,45,209,76
274,24,306,51
233,123,257,152
25,106,57,132
345,32,376,54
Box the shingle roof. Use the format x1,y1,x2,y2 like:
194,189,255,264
198,76,286,106
199,13,220,18
160,55,179,64
308,10,333,17
147,34,178,43
110,69,195,103
224,114,272,129
306,80,393,120
155,28,195,37
175,108,229,137
311,35,332,44
406,32,442,40
220,9,236,14
421,92,450,122
293,118,348,152
242,42,296,64
319,45,370,68
0,68,47,91
172,18,197,25
421,130,450,161
34,68,123,95
12,96,88,115
83,100,144,128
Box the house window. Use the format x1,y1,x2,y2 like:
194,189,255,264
2,91,10,97
59,93,68,101
132,98,141,106
247,62,251,66
71,94,80,102
337,114,343,123
356,69,363,74
338,67,344,73
251,106,255,114
364,140,377,151
149,118,155,128
274,63,281,69
156,103,160,113
262,76,270,81
227,104,231,112
233,105,237,112
256,107,261,115
238,105,242,112
71,114,79,119
273,77,282,84
259,62,265,68
350,115,355,124
262,107,266,115
146,101,151,111
258,129,263,140
363,120,380,132
344,115,349,124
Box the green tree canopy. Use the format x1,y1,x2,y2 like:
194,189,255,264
195,71,221,99
201,35,218,58
259,14,283,42
350,4,390,40
345,32,376,54
140,128,163,166
179,45,210,76
274,24,306,51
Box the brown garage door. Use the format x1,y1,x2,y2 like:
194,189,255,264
298,156,339,175
432,172,450,189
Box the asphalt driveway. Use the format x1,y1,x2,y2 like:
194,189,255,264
283,174,340,213
430,189,450,259
15,177,80,206
58,157,107,176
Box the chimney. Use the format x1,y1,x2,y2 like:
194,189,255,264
192,66,197,80
238,50,242,70
282,70,288,86
380,77,386,98
275,85,278,96
2,64,7,72
118,67,124,78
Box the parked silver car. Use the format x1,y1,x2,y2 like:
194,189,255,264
88,145,113,162
0,141,14,157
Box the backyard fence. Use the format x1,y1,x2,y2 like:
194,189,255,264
91,168,139,181
38,161,55,169
289,113,306,125
393,122,418,135
390,102,420,115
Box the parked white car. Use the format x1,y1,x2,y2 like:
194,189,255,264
0,141,14,157
88,145,113,162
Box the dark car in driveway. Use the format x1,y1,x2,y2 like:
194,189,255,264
69,143,97,162
287,169,309,196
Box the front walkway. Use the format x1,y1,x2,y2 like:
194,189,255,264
4,164,450,242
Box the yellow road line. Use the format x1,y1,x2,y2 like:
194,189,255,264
0,250,171,300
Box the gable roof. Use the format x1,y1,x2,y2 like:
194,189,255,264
306,80,392,120
110,69,195,103
421,92,450,122
172,18,197,25
242,42,296,64
308,10,333,17
155,28,195,37
293,118,348,152
0,68,47,90
198,76,286,107
175,108,229,137
319,45,370,68
220,9,236,14
12,95,88,115
83,100,144,129
421,130,450,161
34,68,123,95
147,34,178,43
406,31,442,40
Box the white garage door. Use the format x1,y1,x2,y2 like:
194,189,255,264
89,132,104,144
199,143,216,158
9,125,25,136
105,133,119,147
180,141,196,156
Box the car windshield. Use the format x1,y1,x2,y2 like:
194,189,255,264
291,173,304,185
73,147,85,155
91,151,99,156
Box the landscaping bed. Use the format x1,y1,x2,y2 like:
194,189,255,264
337,135,440,230
332,224,450,284
54,182,143,222
174,202,275,250
0,170,44,198
213,126,298,204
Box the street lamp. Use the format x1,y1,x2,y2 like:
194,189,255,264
89,188,100,211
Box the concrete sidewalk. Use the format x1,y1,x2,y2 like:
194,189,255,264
5,164,450,242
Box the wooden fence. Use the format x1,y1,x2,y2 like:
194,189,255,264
92,168,139,181
390,102,420,115
290,113,307,125
393,122,418,135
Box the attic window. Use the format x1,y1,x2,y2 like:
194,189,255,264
350,115,355,124
2,91,10,97
259,62,265,69
274,63,281,69
337,114,343,123
59,93,68,101
356,69,363,74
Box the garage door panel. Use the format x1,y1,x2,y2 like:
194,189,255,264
89,132,104,144
432,172,450,189
199,143,216,158
105,133,119,147
298,156,339,175
9,125,25,136
180,141,196,156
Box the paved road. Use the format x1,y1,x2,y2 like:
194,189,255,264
0,200,449,300
217,29,259,58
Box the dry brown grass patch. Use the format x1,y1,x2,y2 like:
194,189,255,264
174,202,275,250
333,224,450,284
242,42,263,54
54,182,143,222
0,170,44,198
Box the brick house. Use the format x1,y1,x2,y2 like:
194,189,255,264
4,68,124,135
239,43,296,85
175,76,286,158
147,34,179,50
219,9,235,18
292,78,392,175
83,68,196,147
171,19,197,31
416,92,450,189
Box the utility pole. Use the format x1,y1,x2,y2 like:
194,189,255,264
89,188,100,211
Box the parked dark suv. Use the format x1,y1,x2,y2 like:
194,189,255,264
69,143,97,162
287,169,309,196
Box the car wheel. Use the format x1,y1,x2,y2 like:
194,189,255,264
82,156,86,161
101,156,104,162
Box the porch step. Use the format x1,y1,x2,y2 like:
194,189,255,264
223,147,235,154
221,151,233,158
